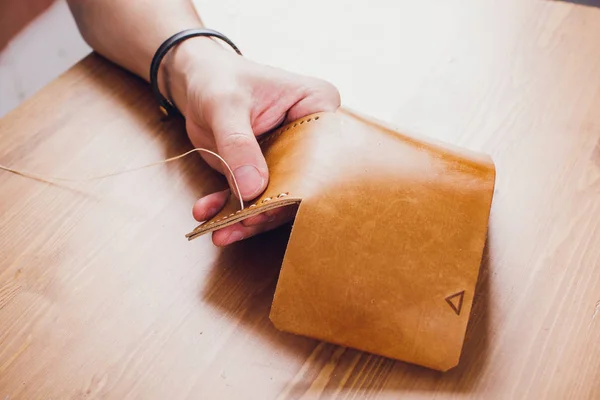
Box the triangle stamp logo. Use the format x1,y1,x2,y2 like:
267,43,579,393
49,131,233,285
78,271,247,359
445,291,465,316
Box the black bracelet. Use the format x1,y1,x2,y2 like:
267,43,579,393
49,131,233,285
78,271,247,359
149,28,243,117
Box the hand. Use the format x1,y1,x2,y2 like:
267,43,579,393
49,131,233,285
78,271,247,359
163,37,340,246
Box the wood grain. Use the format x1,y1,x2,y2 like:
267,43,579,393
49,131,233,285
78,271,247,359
1,0,600,398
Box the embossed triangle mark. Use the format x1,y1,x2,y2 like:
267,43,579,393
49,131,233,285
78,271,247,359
445,291,465,315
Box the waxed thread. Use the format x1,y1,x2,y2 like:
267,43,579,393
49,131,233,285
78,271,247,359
0,148,245,211
0,116,321,211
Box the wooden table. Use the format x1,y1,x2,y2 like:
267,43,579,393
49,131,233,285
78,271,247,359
1,0,600,398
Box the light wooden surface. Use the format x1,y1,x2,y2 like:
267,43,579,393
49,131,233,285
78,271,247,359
1,0,600,398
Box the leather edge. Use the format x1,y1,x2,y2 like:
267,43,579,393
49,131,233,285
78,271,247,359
447,156,497,371
186,196,302,240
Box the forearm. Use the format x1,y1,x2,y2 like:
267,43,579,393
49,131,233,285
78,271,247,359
68,1,340,246
66,0,205,81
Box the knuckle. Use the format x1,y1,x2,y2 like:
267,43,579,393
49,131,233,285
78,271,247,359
305,78,341,109
319,80,341,106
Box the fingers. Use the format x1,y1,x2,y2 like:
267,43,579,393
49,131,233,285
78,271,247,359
285,78,341,122
209,104,268,201
212,204,298,246
192,189,229,221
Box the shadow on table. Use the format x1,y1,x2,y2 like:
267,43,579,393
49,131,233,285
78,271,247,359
198,224,319,361
200,224,494,396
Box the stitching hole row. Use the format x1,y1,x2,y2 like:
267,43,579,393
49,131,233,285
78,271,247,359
205,192,291,225
261,115,321,145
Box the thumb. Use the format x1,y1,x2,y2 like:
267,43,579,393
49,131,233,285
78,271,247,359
210,106,268,201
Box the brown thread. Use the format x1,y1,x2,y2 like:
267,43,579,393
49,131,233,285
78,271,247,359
0,148,245,211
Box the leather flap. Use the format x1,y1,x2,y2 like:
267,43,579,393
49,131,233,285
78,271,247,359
188,109,495,371
187,112,333,238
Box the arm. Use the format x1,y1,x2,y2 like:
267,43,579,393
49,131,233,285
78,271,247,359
67,0,204,82
67,0,340,245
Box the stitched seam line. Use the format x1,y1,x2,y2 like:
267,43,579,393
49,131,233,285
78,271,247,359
259,115,320,147
186,195,299,239
202,192,290,226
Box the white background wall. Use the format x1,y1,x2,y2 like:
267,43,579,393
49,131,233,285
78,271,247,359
1,0,473,132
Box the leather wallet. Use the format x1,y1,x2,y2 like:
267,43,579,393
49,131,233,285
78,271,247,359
186,108,495,371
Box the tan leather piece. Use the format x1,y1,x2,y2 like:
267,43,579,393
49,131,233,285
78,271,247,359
187,108,495,371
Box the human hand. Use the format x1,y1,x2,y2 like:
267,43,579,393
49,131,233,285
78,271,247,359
163,37,340,246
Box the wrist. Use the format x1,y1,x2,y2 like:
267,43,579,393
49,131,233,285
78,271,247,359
159,37,225,117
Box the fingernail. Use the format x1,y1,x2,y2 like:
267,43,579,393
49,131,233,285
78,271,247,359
234,165,264,198
225,230,244,245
